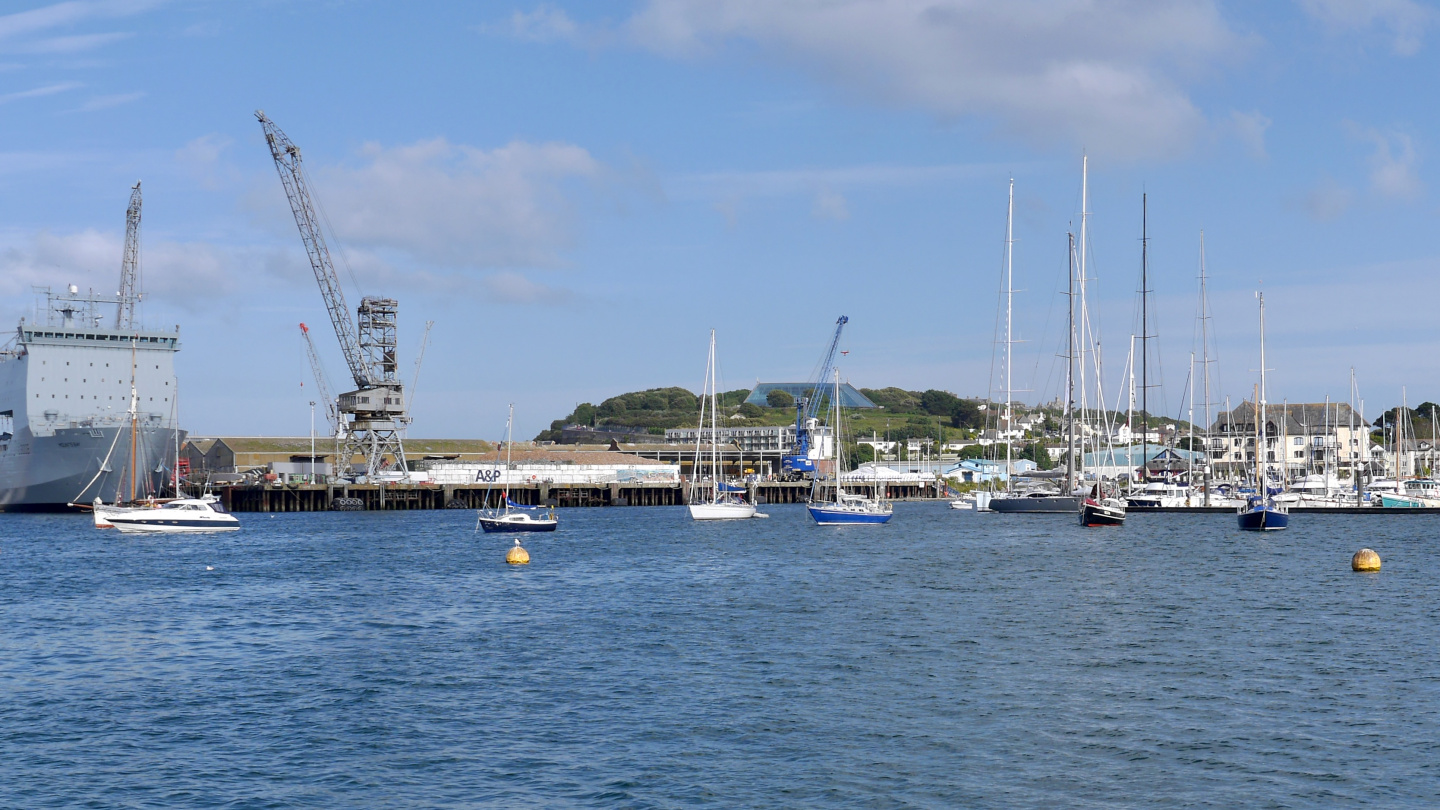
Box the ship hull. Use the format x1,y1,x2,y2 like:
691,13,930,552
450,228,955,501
0,425,181,511
989,495,1082,513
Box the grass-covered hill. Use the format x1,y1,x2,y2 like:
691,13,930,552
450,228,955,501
533,385,989,442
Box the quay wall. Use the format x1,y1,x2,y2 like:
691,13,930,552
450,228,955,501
204,480,948,513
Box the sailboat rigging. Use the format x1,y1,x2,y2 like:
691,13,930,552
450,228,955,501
806,369,893,524
689,330,757,520
476,404,558,533
1238,292,1290,531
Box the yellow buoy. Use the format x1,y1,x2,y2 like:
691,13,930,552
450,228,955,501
1351,548,1381,572
506,539,530,565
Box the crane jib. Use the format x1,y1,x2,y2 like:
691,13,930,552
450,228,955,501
257,110,410,480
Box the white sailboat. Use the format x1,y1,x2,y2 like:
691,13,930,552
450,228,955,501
688,330,757,520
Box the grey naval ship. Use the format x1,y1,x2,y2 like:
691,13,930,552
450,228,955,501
0,286,181,511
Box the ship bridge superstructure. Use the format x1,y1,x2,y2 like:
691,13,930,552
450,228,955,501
2,285,180,439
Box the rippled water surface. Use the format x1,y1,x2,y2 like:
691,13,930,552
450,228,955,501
2,504,1438,807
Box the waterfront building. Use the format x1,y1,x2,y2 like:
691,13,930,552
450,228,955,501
663,423,833,457
1208,402,1371,480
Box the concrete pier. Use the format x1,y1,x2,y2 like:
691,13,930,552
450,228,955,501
199,479,948,512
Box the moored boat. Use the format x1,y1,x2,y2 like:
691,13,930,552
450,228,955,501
1237,292,1289,532
1238,498,1289,530
109,497,238,533
1080,493,1127,526
476,405,559,534
688,330,757,521
807,369,891,525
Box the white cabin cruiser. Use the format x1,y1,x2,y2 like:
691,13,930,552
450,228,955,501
108,497,239,533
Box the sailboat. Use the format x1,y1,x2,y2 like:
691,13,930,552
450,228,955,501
987,177,1080,514
1238,292,1290,531
476,404,558,533
807,370,893,524
688,330,757,520
1075,226,1126,527
83,338,157,528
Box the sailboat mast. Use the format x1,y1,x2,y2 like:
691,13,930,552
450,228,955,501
1258,292,1269,491
833,369,843,499
1078,158,1090,461
1066,231,1076,492
710,330,718,498
1004,178,1014,484
1349,370,1356,502
1141,193,1149,482
505,403,514,509
1199,232,1213,505
1188,352,1195,488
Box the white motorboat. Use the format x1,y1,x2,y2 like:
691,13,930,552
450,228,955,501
1125,480,1193,508
108,497,239,533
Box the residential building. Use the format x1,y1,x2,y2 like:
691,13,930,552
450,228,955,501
1208,402,1371,479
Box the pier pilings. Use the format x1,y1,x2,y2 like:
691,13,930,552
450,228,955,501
201,479,946,513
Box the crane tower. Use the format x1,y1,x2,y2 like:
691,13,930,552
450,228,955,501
257,111,408,480
116,181,141,329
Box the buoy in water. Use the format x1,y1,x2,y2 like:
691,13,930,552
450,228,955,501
506,539,530,565
1352,548,1381,572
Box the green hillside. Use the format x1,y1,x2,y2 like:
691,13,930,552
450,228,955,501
533,385,988,442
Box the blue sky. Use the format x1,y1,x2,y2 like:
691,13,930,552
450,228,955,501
2,0,1438,439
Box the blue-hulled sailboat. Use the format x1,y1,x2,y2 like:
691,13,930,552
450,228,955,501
807,369,892,525
477,404,558,533
1238,292,1289,532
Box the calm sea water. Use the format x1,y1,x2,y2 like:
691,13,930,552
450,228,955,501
2,504,1437,807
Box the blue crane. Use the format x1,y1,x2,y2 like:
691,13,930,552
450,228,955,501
782,315,849,478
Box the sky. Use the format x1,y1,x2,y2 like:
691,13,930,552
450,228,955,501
1,0,1438,439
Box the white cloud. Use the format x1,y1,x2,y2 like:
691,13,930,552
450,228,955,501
811,186,849,220
0,1,163,51
504,4,580,43
173,133,241,189
4,31,131,54
73,90,143,111
1297,0,1435,55
1301,177,1353,220
1229,109,1272,159
481,270,572,304
0,227,296,322
1349,124,1423,200
617,0,1243,161
286,137,604,270
0,81,82,104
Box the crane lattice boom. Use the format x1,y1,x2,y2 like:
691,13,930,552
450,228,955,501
300,322,339,436
116,181,141,329
256,111,369,388
804,315,849,423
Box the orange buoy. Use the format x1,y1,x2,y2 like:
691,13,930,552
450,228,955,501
1351,548,1381,572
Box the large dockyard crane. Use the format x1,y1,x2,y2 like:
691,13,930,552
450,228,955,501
299,322,340,438
116,181,141,329
782,315,849,479
257,111,408,480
